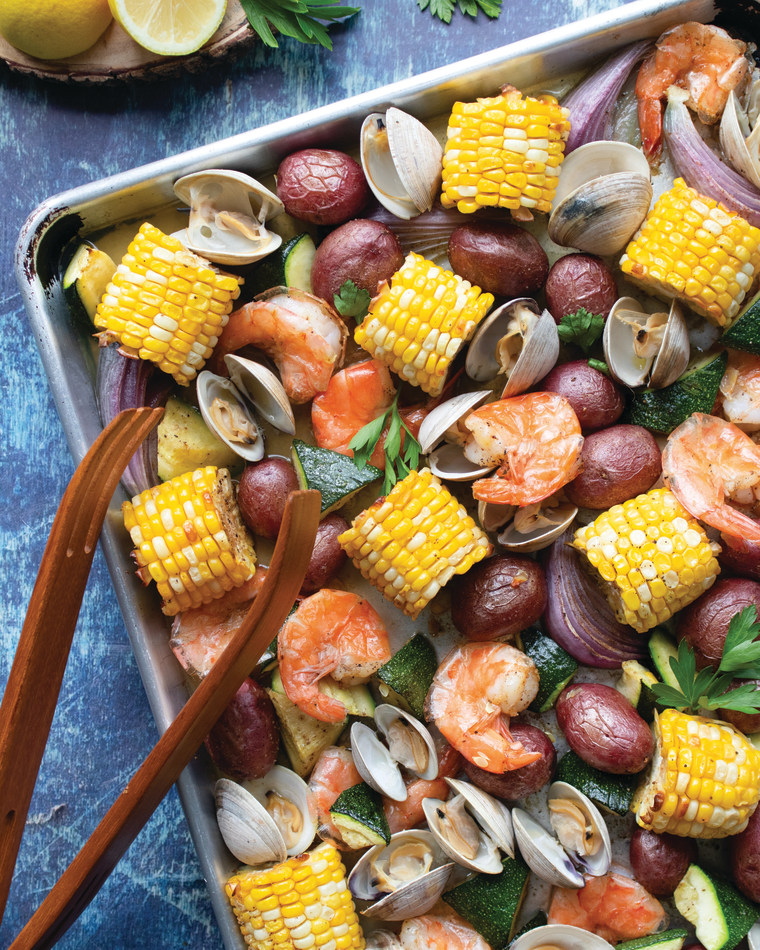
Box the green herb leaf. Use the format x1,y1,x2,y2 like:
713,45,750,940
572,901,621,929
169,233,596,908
334,279,371,321
588,358,610,376
719,605,760,675
708,680,760,713
417,0,500,22
239,0,360,50
557,308,605,353
349,409,390,470
347,393,422,495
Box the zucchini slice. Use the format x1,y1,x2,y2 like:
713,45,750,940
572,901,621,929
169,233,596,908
556,751,638,816
616,929,688,950
648,627,680,688
674,864,760,950
330,782,391,848
63,243,116,322
374,633,438,720
266,687,344,778
518,627,578,712
617,659,659,721
722,289,760,354
629,351,728,435
291,439,382,514
443,855,530,950
248,232,316,294
270,667,375,718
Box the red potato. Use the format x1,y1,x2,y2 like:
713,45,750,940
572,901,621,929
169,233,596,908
731,805,760,902
629,827,697,896
311,219,404,305
300,513,350,594
462,723,556,799
545,253,618,323
447,222,549,297
539,360,625,431
276,149,370,225
448,555,547,641
565,424,661,510
676,577,760,668
204,678,279,781
556,683,654,774
237,457,300,540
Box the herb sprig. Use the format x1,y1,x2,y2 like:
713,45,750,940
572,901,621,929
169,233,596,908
557,307,605,353
651,607,760,714
333,279,371,321
240,0,360,50
417,0,502,23
349,393,421,495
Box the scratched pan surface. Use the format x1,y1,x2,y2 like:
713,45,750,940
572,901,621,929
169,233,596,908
14,0,720,945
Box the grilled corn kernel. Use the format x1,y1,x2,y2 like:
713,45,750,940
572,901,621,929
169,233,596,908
94,222,242,384
122,465,256,616
633,709,760,837
441,84,571,215
338,467,492,618
225,843,365,950
620,178,760,326
573,488,721,633
355,252,493,396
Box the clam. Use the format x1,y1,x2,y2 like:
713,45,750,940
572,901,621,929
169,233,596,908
547,781,611,876
243,765,318,857
603,296,690,389
510,923,616,950
417,391,495,482
360,108,443,219
748,921,760,950
173,169,283,265
465,299,559,398
351,705,439,802
511,808,585,888
348,830,454,921
495,497,578,553
196,354,295,461
548,141,652,255
365,932,404,950
720,76,760,190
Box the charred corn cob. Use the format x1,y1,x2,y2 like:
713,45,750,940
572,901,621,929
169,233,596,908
573,488,721,634
355,252,493,396
633,709,760,837
94,222,243,384
440,84,571,215
338,467,492,618
620,178,760,326
225,842,365,950
122,465,256,616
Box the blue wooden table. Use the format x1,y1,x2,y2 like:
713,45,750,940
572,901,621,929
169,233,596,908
0,1,626,946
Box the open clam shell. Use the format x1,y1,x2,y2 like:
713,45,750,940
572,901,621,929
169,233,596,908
496,499,578,553
478,500,517,533
428,442,495,482
445,778,514,857
348,830,454,921
548,141,652,255
422,793,503,874
547,781,611,876
174,169,283,265
375,705,439,782
360,108,443,220
510,924,616,950
720,86,760,191
214,777,287,866
351,721,407,801
512,807,585,888
417,390,495,482
243,765,317,857
603,296,689,389
748,921,760,950
465,299,559,398
224,355,296,435
197,370,265,462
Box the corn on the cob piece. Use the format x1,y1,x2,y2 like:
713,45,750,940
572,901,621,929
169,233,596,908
620,178,760,327
633,708,760,837
94,222,243,385
355,252,493,396
338,467,492,618
122,465,255,616
572,487,721,634
225,842,365,950
440,84,571,215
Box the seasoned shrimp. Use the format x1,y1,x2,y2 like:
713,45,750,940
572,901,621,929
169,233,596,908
400,907,492,950
719,351,760,432
425,642,540,774
211,288,347,403
308,746,363,850
383,742,462,834
636,22,749,161
662,412,760,543
549,872,666,943
278,589,392,723
464,392,583,506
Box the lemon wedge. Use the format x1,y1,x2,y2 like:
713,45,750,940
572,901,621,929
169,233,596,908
108,0,227,56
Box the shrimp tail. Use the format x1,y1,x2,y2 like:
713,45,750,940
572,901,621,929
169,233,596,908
466,717,542,774
638,96,663,162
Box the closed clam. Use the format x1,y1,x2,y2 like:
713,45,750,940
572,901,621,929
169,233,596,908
417,390,495,481
510,924,616,950
512,807,585,888
348,830,454,920
360,108,443,219
547,781,611,876
465,299,559,398
548,141,652,255
173,169,283,265
603,296,689,389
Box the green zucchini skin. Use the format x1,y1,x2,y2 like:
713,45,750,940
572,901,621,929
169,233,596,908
615,928,689,950
674,864,760,950
518,627,578,712
722,289,760,354
374,633,438,720
291,439,382,514
556,751,638,816
329,782,391,847
648,628,679,687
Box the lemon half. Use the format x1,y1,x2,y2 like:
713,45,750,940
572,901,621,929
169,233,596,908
109,0,227,56
0,0,113,60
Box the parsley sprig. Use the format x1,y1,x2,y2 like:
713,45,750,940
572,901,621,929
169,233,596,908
349,393,421,495
557,307,605,353
417,0,501,23
651,607,760,714
240,0,360,50
333,279,371,321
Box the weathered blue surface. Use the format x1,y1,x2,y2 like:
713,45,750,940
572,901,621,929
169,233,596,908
0,1,625,946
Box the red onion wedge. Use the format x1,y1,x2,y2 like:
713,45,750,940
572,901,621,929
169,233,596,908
543,531,648,668
96,344,170,496
562,40,652,154
664,86,760,228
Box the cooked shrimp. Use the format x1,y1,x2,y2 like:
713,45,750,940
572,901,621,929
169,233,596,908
464,392,583,507
400,907,492,950
719,351,760,432
635,22,749,161
278,589,392,723
549,872,666,943
211,288,347,403
308,746,363,851
383,742,462,834
662,412,760,542
425,642,541,774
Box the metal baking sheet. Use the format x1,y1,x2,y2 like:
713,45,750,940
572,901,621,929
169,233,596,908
15,0,719,945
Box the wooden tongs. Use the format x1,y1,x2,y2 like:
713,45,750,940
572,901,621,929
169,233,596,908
0,406,320,949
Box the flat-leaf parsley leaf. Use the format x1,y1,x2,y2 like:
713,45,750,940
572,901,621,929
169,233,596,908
557,307,605,353
349,393,421,495
417,0,501,24
240,0,360,50
334,279,371,321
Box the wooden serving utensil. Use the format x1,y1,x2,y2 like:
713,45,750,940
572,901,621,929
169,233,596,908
0,406,164,925
9,487,321,950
